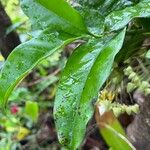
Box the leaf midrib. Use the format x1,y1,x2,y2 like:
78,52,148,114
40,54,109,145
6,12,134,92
69,36,115,148
1,35,83,108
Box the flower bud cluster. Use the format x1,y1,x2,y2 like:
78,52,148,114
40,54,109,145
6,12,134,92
97,89,139,117
124,66,150,95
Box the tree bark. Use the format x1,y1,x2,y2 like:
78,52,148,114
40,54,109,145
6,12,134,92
127,92,150,150
0,2,20,59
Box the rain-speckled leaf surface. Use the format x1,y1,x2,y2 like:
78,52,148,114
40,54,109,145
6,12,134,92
105,1,150,31
0,30,79,108
80,8,105,36
98,0,139,16
21,0,88,35
75,0,146,34
76,0,138,15
54,29,126,150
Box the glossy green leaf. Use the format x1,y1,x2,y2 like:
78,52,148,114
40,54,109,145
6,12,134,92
98,0,139,16
54,29,126,149
0,30,80,108
116,31,148,63
21,0,88,35
101,121,135,150
105,1,150,31
79,8,105,36
95,111,135,150
25,101,39,121
146,50,150,59
76,0,138,15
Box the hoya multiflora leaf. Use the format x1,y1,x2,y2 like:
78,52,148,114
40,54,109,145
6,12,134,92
0,30,80,108
21,0,88,35
76,0,139,14
76,0,150,33
79,8,105,36
54,28,126,149
105,1,150,31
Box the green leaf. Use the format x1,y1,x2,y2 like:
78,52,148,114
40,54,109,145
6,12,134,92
76,0,138,15
21,0,88,35
98,0,139,16
101,115,135,150
0,30,80,108
79,8,105,36
115,31,147,63
25,101,39,122
75,0,139,35
95,110,135,150
105,1,150,31
146,50,150,59
54,28,126,149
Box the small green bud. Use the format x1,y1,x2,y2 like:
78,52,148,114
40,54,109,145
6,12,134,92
121,104,127,111
126,107,132,115
131,104,139,114
141,81,150,89
127,83,136,92
124,66,133,76
112,77,118,84
132,76,140,85
128,72,136,80
145,50,150,59
138,81,150,92
113,107,122,117
144,88,150,96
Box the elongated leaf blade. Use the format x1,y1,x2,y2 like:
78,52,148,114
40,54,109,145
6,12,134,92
0,30,79,108
21,0,87,35
54,29,126,149
95,109,135,150
105,1,150,31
